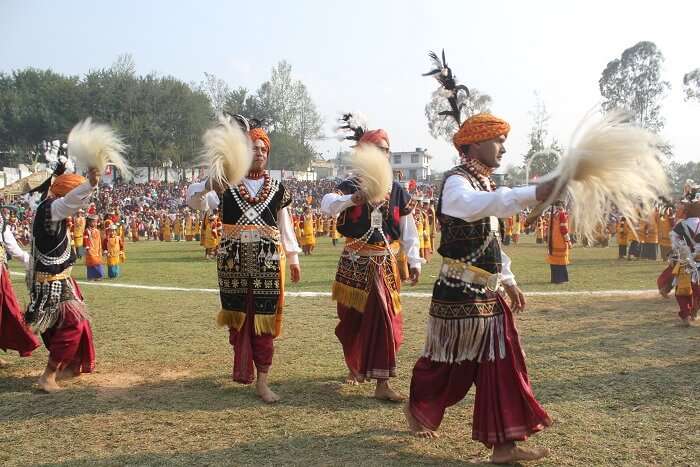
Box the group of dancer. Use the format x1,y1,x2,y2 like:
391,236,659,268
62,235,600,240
2,63,695,467
181,109,557,463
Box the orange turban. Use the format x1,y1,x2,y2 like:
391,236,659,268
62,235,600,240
49,173,86,197
453,113,510,151
249,128,271,153
359,129,390,148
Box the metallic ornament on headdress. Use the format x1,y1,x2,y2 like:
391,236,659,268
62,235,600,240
422,49,470,126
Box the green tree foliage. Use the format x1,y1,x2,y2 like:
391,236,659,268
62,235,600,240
221,61,324,170
0,57,212,170
599,41,670,132
682,68,700,102
518,96,561,182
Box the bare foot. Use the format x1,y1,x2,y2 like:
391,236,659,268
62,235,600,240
255,380,280,404
345,372,359,385
57,368,80,381
403,403,438,438
38,374,62,393
375,381,405,402
490,446,550,464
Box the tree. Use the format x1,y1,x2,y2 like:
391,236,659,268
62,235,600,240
200,72,230,114
667,161,700,196
599,41,670,132
267,131,316,171
522,96,561,181
424,87,492,143
683,68,700,102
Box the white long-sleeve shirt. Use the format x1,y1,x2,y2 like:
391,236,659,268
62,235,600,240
320,192,423,270
50,181,96,221
187,179,301,265
2,228,29,266
440,174,539,286
671,217,700,254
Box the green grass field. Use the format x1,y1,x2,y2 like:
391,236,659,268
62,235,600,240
1,234,698,466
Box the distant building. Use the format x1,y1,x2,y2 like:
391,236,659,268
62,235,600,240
310,157,337,179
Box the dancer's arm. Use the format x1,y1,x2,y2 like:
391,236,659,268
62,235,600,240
441,175,537,222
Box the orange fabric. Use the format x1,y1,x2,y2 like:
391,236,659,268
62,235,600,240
359,129,390,148
249,128,271,152
547,211,570,266
84,228,102,267
50,174,86,197
453,113,510,151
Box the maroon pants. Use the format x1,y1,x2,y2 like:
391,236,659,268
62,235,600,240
676,283,700,320
0,267,40,357
228,293,274,384
335,272,403,381
409,296,551,448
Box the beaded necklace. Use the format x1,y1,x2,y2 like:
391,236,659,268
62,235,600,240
237,172,272,205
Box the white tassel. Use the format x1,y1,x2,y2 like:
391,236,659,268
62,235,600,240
532,109,669,240
200,114,253,188
68,118,130,179
349,145,393,203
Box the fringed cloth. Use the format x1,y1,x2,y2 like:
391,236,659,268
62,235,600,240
216,224,286,337
333,239,403,380
409,295,552,448
26,274,95,374
331,239,402,315
25,267,90,334
0,265,40,356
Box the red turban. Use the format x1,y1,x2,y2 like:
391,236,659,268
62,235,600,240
249,128,271,153
50,173,86,197
359,129,390,148
453,113,510,151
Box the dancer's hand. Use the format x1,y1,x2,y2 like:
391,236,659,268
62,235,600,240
408,267,421,286
535,178,558,202
504,283,526,313
289,264,301,283
351,191,367,205
87,167,100,187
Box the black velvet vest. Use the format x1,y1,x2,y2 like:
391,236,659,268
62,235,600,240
335,179,412,243
32,198,76,274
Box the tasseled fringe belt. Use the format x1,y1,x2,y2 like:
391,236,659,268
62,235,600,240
25,267,88,334
332,240,401,314
422,313,506,363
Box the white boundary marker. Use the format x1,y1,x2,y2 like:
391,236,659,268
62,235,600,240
9,271,657,298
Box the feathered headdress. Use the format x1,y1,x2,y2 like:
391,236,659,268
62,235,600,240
68,118,131,179
336,112,368,143
348,144,393,203
200,113,253,188
527,109,670,241
423,49,470,126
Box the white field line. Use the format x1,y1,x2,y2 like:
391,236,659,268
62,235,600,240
9,271,657,298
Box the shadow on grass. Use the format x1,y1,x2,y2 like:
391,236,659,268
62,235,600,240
39,429,492,467
0,374,418,423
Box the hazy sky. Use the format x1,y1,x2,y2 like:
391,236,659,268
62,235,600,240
2,0,698,172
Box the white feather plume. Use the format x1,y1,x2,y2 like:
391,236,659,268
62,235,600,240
200,114,253,188
349,145,393,203
537,108,669,241
68,118,130,179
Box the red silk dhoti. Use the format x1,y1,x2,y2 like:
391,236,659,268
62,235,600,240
0,267,40,357
409,296,551,448
228,292,274,385
41,279,95,375
335,272,403,381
